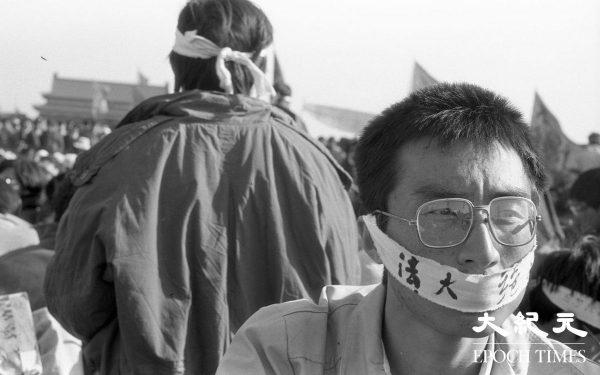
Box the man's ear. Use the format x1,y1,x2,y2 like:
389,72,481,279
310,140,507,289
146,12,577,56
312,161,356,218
358,218,382,264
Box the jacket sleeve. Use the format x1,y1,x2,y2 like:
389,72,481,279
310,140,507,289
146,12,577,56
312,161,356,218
47,139,199,374
44,179,117,341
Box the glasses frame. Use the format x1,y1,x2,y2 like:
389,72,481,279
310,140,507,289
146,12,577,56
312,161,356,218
375,196,542,248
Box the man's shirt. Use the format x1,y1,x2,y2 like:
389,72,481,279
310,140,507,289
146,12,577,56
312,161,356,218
217,284,600,374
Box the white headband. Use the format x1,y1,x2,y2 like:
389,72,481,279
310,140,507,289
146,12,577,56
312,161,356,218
542,280,600,330
172,29,276,101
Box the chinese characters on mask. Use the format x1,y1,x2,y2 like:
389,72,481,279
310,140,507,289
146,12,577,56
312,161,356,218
398,252,421,294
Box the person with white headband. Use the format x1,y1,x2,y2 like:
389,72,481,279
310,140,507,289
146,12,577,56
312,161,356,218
218,83,600,374
44,0,360,374
525,235,600,361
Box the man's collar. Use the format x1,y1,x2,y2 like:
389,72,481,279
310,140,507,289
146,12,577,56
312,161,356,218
338,284,388,373
329,283,600,374
335,284,512,374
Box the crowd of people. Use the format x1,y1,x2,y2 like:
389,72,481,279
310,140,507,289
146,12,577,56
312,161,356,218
0,115,109,253
0,115,110,155
318,137,357,178
1,0,599,374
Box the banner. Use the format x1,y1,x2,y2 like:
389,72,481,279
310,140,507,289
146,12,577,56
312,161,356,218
0,292,42,374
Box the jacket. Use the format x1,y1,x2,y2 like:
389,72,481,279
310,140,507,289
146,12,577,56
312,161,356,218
44,91,360,374
217,284,600,374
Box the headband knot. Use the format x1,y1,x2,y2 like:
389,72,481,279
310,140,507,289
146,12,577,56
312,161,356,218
173,29,276,101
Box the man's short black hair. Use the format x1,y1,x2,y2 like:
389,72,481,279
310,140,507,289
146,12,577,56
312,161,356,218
355,82,546,217
532,235,600,324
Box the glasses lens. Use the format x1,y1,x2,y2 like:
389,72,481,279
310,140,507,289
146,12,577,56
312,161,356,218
417,199,472,247
489,197,537,246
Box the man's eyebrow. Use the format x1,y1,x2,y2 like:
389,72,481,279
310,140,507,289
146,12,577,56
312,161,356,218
412,184,532,200
412,184,469,200
490,188,531,199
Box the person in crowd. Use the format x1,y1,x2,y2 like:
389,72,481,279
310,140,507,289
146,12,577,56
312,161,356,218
0,120,11,150
4,117,23,151
42,120,66,154
565,133,600,177
586,132,600,154
525,235,600,361
44,1,360,374
217,83,600,374
8,119,22,150
12,158,53,223
0,179,39,254
568,167,600,236
0,160,40,253
33,172,77,249
62,122,77,154
0,244,83,374
21,118,42,151
0,178,21,215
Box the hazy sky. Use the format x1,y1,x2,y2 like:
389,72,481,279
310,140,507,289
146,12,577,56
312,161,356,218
2,0,599,143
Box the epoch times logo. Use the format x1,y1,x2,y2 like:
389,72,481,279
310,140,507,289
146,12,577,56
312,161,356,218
471,311,588,364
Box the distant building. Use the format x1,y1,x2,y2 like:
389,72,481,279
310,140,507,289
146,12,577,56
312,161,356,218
34,73,169,125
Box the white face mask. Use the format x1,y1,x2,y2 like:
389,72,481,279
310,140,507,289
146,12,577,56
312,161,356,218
360,214,535,312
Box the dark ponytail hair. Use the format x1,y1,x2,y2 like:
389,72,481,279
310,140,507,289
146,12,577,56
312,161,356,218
169,0,273,95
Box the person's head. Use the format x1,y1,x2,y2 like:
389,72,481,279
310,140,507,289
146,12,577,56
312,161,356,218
0,159,18,192
14,159,52,192
0,179,21,215
569,167,600,235
529,235,600,355
13,158,52,222
355,82,546,337
589,132,600,145
47,173,77,223
170,0,274,95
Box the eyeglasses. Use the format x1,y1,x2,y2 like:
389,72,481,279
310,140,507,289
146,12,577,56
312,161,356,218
375,196,541,248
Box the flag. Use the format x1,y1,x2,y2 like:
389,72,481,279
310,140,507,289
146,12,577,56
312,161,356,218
137,70,148,86
91,82,110,120
529,93,577,183
411,62,438,92
302,103,374,135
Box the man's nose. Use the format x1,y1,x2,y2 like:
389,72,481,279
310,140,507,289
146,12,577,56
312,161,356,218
457,211,500,274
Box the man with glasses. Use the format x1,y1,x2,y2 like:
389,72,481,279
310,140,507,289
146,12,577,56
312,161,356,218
217,83,600,374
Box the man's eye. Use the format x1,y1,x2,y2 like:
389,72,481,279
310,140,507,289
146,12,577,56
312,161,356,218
429,208,458,218
496,209,525,220
441,208,458,215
